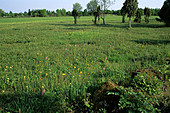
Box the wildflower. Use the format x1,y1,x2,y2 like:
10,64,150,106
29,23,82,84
2,90,5,93
42,86,44,88
103,68,106,71
65,48,67,50
45,57,47,59
80,71,82,74
105,57,107,60
95,58,96,60
62,73,65,76
7,78,9,82
74,66,76,69
41,89,45,95
55,92,56,94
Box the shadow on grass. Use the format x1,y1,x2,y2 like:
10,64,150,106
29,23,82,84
0,92,63,113
50,22,166,29
63,27,88,31
50,23,127,29
132,23,166,28
132,39,170,45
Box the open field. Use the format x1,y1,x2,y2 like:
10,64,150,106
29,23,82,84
0,15,170,112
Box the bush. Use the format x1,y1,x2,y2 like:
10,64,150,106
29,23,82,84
108,72,163,112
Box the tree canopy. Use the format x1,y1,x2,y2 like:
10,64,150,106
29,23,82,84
87,0,99,13
73,3,83,12
159,0,170,26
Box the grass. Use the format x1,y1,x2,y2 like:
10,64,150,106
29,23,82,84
0,15,170,112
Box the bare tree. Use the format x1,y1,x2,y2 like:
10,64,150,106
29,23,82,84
100,0,115,24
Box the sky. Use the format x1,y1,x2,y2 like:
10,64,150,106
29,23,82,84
0,0,165,13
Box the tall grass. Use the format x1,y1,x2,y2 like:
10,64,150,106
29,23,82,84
0,15,169,112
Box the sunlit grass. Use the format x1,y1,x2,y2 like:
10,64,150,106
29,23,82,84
0,15,169,112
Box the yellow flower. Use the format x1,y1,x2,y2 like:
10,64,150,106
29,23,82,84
42,86,44,88
62,73,65,76
80,71,82,74
74,66,76,69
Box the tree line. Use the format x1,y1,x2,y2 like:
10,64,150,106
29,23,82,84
0,8,160,18
0,0,169,27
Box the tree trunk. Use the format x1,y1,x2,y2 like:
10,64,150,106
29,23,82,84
102,17,105,25
74,17,77,24
94,16,97,25
129,16,131,28
122,16,125,23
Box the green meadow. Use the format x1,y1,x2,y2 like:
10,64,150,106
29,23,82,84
0,15,170,112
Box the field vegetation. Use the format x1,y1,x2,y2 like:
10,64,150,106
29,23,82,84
0,15,169,112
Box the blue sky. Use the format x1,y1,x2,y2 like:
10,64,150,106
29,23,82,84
0,0,165,13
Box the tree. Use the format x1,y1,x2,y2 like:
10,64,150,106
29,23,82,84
134,9,141,23
9,11,14,17
61,8,66,16
122,0,138,28
66,11,72,16
121,6,126,23
39,9,47,17
0,9,5,17
72,9,79,24
56,9,61,16
93,6,101,24
23,11,28,17
87,0,99,13
159,0,170,27
73,3,83,12
100,0,114,24
144,7,151,23
28,9,32,16
83,9,88,16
